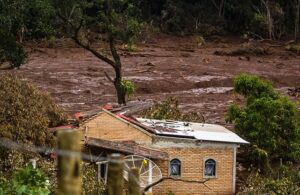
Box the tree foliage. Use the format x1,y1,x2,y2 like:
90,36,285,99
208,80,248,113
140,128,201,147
0,74,67,147
143,97,204,123
238,165,300,195
227,74,300,165
0,0,56,68
54,0,141,104
0,31,27,68
0,166,50,195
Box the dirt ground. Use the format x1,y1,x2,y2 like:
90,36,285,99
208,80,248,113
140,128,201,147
1,34,300,126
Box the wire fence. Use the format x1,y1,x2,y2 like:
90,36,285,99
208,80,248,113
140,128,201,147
0,136,146,195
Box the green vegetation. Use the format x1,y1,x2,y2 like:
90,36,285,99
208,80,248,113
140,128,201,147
227,74,300,167
0,0,56,68
82,164,106,195
0,74,67,146
0,166,50,195
121,80,135,98
0,74,67,175
238,166,300,194
53,0,142,104
143,97,204,123
0,31,27,68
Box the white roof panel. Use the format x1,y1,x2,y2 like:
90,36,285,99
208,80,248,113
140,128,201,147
136,118,249,144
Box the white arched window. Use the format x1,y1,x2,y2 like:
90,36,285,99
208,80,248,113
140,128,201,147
204,159,216,177
170,159,181,177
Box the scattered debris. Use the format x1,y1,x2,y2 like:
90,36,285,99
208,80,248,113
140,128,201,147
181,53,192,57
288,87,300,97
238,56,250,61
180,48,195,52
142,62,155,67
285,44,300,54
214,42,269,56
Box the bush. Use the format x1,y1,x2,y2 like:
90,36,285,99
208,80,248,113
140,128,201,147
82,164,107,195
0,74,67,146
226,74,300,167
0,74,67,174
238,168,300,195
0,31,27,68
143,97,204,122
0,166,50,195
121,79,136,98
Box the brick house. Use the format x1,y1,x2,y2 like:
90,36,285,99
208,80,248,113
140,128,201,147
76,103,248,195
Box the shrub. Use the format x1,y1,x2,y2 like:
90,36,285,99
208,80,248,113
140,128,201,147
0,31,27,68
0,166,50,195
238,168,300,195
0,74,67,146
82,164,107,195
121,79,136,98
227,74,300,167
0,74,67,174
143,97,204,122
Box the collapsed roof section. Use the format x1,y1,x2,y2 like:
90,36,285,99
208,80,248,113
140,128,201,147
73,101,248,145
136,118,249,144
86,137,169,160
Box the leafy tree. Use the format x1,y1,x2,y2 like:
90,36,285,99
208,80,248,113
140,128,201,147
227,74,300,167
54,0,142,104
0,31,27,68
0,0,56,68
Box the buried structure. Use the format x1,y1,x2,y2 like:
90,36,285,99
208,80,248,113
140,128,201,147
74,103,248,195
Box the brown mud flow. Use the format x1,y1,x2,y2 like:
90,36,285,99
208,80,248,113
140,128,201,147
1,35,300,126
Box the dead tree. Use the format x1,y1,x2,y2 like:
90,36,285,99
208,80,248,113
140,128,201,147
210,0,227,18
262,0,274,40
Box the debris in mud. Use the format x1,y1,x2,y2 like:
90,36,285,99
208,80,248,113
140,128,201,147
0,62,12,70
141,62,155,67
288,87,300,97
285,44,300,54
180,48,195,52
214,41,269,56
180,53,192,57
275,63,285,69
238,56,250,61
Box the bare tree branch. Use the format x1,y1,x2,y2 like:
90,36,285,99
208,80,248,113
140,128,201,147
72,24,116,68
104,71,114,83
57,10,117,69
143,177,210,193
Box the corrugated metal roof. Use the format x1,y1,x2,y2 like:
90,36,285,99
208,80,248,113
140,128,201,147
136,118,249,144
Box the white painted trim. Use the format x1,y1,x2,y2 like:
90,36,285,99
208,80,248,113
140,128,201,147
232,145,237,194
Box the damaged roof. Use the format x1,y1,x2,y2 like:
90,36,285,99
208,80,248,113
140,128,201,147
74,100,248,145
86,137,169,160
136,118,249,144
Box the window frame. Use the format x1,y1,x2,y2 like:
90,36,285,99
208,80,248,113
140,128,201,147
169,158,181,177
203,158,217,178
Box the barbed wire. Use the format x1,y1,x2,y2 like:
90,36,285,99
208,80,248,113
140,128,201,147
0,137,107,162
0,137,145,188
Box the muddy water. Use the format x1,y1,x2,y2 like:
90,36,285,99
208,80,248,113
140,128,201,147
1,36,300,125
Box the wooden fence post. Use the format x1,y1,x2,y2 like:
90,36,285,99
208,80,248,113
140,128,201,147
107,153,124,195
57,130,82,195
129,167,140,195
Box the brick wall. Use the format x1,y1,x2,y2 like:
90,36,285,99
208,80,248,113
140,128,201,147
81,112,152,144
152,147,234,195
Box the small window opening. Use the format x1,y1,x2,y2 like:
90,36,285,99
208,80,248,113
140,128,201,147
170,159,181,177
204,159,216,177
